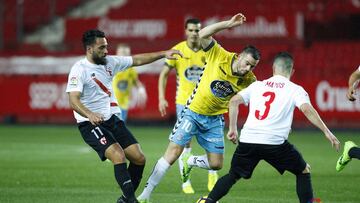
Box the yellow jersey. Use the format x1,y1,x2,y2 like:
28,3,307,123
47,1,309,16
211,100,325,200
165,41,206,105
112,68,138,110
188,41,256,115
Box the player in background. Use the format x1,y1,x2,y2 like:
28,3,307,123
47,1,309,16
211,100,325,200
138,13,260,203
66,29,181,203
336,65,360,172
201,52,340,203
158,18,218,194
113,44,147,122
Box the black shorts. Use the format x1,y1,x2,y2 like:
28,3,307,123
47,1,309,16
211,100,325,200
229,141,307,179
77,115,138,161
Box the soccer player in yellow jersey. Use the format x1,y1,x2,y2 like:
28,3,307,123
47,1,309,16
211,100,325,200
158,18,218,194
113,44,147,122
138,13,260,203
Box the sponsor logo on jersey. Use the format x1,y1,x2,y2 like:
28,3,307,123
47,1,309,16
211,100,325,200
210,80,235,98
184,66,204,82
105,67,112,76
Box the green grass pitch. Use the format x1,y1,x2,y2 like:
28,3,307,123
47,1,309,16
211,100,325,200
0,125,359,203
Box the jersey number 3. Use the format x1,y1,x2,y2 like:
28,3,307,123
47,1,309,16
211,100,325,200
255,91,275,120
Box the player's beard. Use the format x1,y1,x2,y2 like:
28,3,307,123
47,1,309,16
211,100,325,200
92,53,107,65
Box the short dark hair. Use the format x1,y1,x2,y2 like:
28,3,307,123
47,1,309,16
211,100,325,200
273,51,293,62
241,45,261,60
82,29,105,50
273,51,294,73
185,18,201,29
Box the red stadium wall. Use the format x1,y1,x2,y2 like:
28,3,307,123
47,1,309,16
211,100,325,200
0,72,359,128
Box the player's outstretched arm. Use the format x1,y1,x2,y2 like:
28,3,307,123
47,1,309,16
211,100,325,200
199,13,246,49
132,49,183,66
300,103,340,151
227,93,245,144
158,65,171,116
347,69,360,101
68,92,104,125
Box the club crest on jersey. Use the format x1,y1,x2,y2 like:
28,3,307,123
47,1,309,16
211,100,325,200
70,76,78,86
210,80,235,98
184,66,204,82
100,137,107,145
105,67,112,76
116,80,128,91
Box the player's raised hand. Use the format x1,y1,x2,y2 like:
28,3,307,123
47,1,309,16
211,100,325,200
227,13,246,28
347,86,357,101
226,129,238,144
158,98,168,117
324,130,340,151
164,49,183,60
88,112,104,126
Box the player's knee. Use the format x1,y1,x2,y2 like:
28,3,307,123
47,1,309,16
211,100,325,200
302,163,311,174
164,144,183,165
133,153,146,165
108,151,126,164
105,144,126,164
209,162,223,170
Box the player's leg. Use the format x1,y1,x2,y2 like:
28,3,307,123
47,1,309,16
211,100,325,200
296,164,313,203
137,141,184,202
176,104,195,193
265,141,313,203
336,141,359,172
205,142,259,202
179,141,195,194
182,114,224,182
138,112,194,202
109,116,144,203
78,118,137,203
124,144,146,190
112,118,146,192
105,143,138,202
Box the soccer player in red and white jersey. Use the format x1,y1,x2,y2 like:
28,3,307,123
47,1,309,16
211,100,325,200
336,65,360,172
66,29,181,203
203,52,340,203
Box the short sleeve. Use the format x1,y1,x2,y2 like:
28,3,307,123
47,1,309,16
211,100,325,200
204,40,229,65
294,86,310,108
66,65,84,93
165,44,178,68
112,56,133,74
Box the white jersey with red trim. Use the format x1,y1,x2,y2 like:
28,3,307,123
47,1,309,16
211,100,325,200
239,75,310,145
66,56,132,123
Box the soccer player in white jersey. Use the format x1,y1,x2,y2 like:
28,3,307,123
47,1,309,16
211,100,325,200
336,65,360,172
66,29,181,203
202,52,340,203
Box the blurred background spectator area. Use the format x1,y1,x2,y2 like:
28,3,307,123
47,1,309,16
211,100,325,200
0,0,359,127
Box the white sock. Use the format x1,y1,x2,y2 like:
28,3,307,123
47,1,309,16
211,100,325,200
182,179,192,188
208,170,217,174
187,154,210,169
138,157,170,200
179,147,192,175
183,147,192,154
